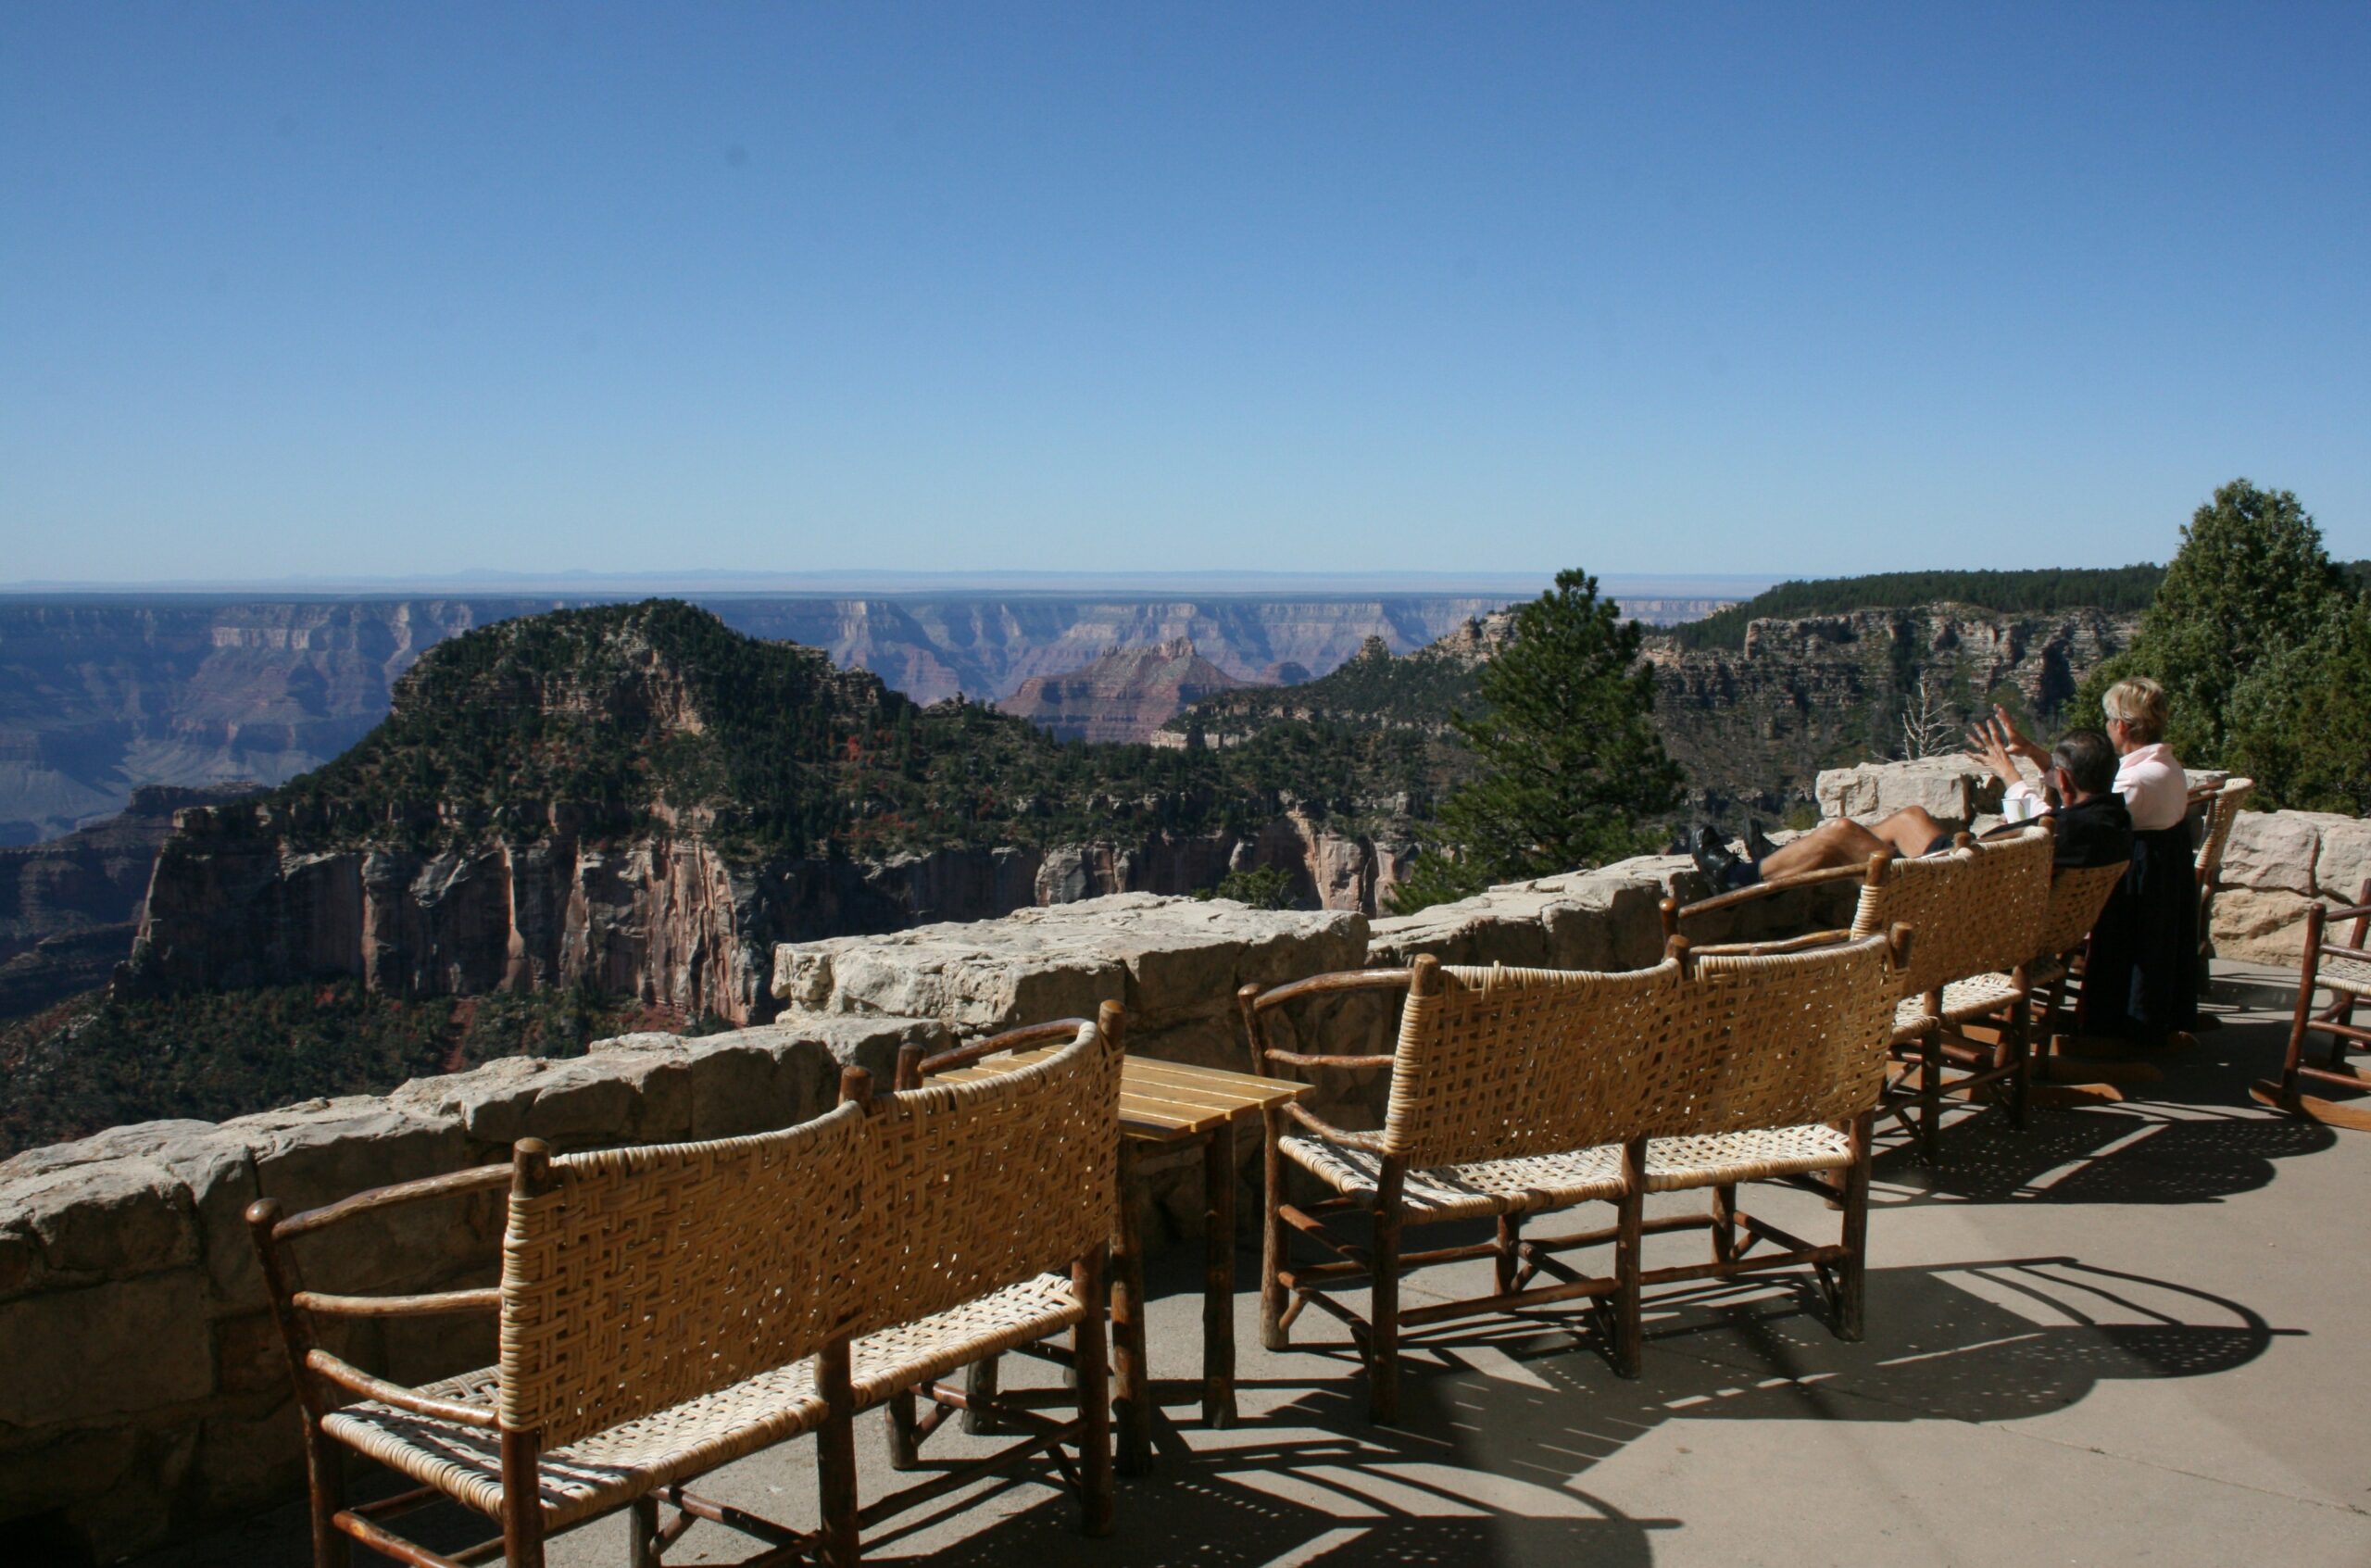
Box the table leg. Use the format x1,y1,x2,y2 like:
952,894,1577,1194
1112,1138,1153,1476
1202,1118,1237,1430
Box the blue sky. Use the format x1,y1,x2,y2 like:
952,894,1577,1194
4,3,2365,583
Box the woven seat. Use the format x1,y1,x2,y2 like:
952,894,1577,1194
322,1272,1084,1530
1643,1124,1852,1192
1279,1135,1623,1221
1891,972,2025,1037
2322,950,2371,997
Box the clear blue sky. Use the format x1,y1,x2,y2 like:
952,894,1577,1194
5,3,2365,583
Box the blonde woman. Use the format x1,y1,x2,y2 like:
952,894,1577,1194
1987,675,2197,1044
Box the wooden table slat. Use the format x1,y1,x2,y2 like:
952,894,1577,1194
928,1047,1306,1142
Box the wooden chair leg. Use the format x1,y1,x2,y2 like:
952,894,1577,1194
1494,1213,1523,1294
1201,1120,1238,1429
960,1356,1001,1436
1369,1165,1405,1424
1261,1109,1289,1351
816,1340,860,1568
1919,1027,1945,1161
1072,1250,1116,1538
1710,1184,1737,1265
1110,1140,1151,1476
884,1388,921,1470
500,1428,546,1568
629,1496,661,1568
1836,1113,1873,1342
1613,1137,1646,1378
2007,1005,2032,1130
304,1413,348,1568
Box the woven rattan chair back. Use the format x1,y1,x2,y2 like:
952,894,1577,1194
1851,828,2053,996
496,1100,870,1448
847,1020,1122,1339
1380,959,1688,1168
1683,934,1903,1134
2194,776,2255,888
2035,860,2128,961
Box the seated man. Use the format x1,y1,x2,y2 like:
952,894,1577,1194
1690,727,2131,889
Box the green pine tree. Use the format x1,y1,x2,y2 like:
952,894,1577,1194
2078,479,2346,768
1390,570,1684,912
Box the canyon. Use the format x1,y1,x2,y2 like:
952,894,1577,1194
0,590,1740,844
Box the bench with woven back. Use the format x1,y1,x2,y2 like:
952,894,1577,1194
245,1007,1126,1568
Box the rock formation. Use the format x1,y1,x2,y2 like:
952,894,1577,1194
1645,604,2139,817
997,638,1248,743
0,784,262,1016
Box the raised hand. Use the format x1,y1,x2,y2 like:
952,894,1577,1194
1963,717,2022,785
1989,704,2049,764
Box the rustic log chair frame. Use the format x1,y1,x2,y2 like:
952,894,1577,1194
2189,775,2256,971
1665,826,2056,1161
245,1018,1122,1568
878,1004,1133,1474
2019,859,2133,1076
2252,879,2371,1133
1237,931,1905,1421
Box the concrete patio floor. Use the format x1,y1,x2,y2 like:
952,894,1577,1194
146,962,2371,1567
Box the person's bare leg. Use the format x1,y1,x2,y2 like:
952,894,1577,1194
1756,819,1887,880
1869,807,1949,859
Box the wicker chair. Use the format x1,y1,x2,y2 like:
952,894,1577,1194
2022,859,2133,1073
2252,880,2371,1133
1240,932,1903,1418
2190,775,2256,964
1669,826,2056,1160
246,1016,1123,1568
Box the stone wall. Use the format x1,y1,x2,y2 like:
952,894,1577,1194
2207,809,2371,963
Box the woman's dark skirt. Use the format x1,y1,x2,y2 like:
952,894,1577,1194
2081,823,2199,1044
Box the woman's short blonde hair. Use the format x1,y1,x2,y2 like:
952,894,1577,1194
2103,676,2168,746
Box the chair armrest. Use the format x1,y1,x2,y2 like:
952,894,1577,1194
1667,861,1872,930
305,1348,498,1428
272,1162,513,1243
916,1018,1088,1079
1281,1100,1386,1154
1236,970,1412,1075
293,1287,500,1319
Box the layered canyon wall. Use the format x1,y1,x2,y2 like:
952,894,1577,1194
0,595,1526,843
1647,604,2139,815
125,805,1414,1025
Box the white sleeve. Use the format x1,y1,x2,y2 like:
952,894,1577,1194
2001,780,2046,822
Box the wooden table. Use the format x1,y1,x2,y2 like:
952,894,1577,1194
932,1047,1308,1474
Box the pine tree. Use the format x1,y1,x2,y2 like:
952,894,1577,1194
2078,479,2349,771
1390,570,1684,912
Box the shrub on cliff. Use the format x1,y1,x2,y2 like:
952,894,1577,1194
2078,479,2368,809
1390,571,1683,912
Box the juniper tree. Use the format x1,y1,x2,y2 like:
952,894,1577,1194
1391,570,1683,912
2078,479,2363,805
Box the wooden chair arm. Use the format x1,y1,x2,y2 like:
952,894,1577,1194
1236,968,1413,1077
292,1287,500,1319
304,1348,498,1428
1282,1100,1387,1154
1685,928,1855,961
915,1018,1089,1080
272,1162,514,1243
1668,861,1871,927
1248,969,1414,1013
